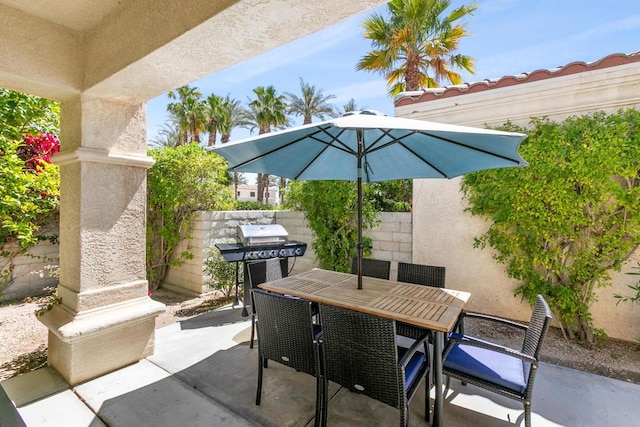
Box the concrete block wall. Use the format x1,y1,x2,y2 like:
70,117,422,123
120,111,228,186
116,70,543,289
162,211,278,296
367,212,412,280
162,210,412,296
0,222,59,302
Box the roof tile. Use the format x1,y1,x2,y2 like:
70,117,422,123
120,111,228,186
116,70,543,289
395,51,640,107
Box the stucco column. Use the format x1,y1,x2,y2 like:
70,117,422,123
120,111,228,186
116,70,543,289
38,96,165,385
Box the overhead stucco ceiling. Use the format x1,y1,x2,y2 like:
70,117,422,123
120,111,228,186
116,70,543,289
0,0,385,102
0,0,128,31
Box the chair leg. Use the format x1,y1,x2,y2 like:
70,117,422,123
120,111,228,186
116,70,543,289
314,375,323,427
401,403,408,427
524,401,532,427
425,370,431,423
321,377,328,427
256,355,263,405
424,340,431,423
250,314,256,349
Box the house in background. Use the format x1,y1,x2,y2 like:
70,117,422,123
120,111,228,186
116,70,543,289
236,184,280,206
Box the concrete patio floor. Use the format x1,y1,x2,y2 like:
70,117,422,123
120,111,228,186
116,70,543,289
2,304,640,426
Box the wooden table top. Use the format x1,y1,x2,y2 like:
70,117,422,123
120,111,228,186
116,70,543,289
258,268,470,333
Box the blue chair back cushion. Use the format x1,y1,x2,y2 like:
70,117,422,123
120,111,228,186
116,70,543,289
444,341,528,394
397,345,426,391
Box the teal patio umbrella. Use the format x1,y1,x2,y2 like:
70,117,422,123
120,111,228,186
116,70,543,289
214,110,527,289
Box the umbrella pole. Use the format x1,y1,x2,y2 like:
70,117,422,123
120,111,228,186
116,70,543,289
357,129,364,290
357,173,363,290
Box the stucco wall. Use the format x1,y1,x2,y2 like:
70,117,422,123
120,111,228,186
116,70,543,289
396,57,640,341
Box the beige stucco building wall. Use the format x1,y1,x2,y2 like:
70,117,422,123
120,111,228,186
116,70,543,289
395,54,640,341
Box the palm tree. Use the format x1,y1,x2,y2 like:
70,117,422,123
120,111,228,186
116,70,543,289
167,85,206,144
219,95,250,144
204,93,225,147
357,0,477,97
217,95,251,199
149,120,181,149
248,86,288,204
281,79,336,203
285,78,336,125
336,98,365,116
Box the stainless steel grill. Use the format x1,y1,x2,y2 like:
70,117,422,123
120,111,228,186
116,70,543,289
215,224,307,317
237,224,288,246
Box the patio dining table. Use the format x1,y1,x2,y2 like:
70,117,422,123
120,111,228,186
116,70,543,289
258,268,470,427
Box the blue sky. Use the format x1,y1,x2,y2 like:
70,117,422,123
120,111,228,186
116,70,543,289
146,0,640,144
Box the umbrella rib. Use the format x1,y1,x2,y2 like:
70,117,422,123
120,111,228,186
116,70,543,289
357,129,449,178
227,126,353,171
424,131,524,163
227,132,319,170
397,140,448,177
360,128,393,181
292,142,332,180
365,130,524,177
292,127,359,179
317,127,357,155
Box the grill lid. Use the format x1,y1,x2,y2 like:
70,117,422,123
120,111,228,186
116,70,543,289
238,224,288,246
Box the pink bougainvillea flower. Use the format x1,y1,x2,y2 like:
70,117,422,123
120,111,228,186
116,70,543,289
18,133,60,171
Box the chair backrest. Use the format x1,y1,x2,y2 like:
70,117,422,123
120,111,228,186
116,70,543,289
397,262,445,288
252,288,319,376
318,303,402,409
246,257,287,288
351,257,391,280
522,295,553,358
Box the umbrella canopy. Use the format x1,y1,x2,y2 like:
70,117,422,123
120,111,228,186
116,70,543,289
214,110,528,288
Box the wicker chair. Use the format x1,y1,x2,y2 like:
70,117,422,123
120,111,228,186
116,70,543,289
395,262,446,342
442,295,552,427
245,258,288,348
318,303,430,427
397,262,446,288
251,288,324,427
350,257,391,280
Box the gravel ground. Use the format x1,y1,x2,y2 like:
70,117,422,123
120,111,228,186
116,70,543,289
1,289,639,383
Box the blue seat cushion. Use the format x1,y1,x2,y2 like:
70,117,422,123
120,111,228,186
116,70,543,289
444,339,528,394
397,345,426,391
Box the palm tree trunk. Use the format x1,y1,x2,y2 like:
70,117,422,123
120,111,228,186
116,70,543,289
263,174,270,204
233,172,239,200
279,177,286,205
257,173,264,203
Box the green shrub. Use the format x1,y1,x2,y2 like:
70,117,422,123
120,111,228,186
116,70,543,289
236,201,276,210
0,89,60,296
203,246,239,297
284,180,378,272
146,143,234,290
462,110,640,343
